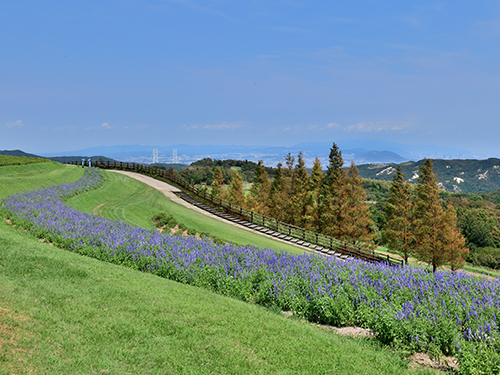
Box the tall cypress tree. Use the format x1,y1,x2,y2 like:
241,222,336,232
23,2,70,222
443,205,469,271
227,171,245,206
211,167,226,199
292,152,311,227
268,163,288,222
248,160,271,214
413,159,447,272
318,142,346,237
283,153,296,223
308,157,324,231
341,162,375,245
383,165,415,265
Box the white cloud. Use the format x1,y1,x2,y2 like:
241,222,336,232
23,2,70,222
326,122,340,129
203,122,243,130
101,122,111,129
182,124,199,130
183,122,245,131
283,127,292,132
4,120,23,128
345,121,411,132
53,125,76,131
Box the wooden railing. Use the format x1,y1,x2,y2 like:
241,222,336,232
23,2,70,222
70,160,403,266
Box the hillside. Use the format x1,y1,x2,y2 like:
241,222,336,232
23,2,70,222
0,149,43,158
0,161,430,375
357,158,500,193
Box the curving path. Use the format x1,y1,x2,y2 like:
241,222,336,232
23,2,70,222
108,170,313,252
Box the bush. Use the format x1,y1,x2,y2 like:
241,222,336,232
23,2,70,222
469,247,500,269
457,338,500,375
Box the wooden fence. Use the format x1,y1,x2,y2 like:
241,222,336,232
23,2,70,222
70,160,403,266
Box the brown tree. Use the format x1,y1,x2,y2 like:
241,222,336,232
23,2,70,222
211,167,226,199
318,142,346,237
413,159,448,272
383,165,415,265
307,156,324,231
342,162,375,246
291,152,310,227
247,160,271,214
227,170,245,206
443,205,469,271
268,163,289,222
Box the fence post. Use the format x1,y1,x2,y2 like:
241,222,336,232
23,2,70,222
250,211,253,223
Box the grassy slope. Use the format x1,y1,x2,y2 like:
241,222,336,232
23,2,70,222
0,162,84,199
67,170,308,254
0,154,49,167
0,220,433,375
0,163,434,374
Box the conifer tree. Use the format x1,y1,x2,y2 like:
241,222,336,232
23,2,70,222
211,167,226,199
283,153,296,223
413,159,448,272
443,205,469,271
292,152,311,227
383,165,415,265
318,142,346,237
247,160,270,214
268,163,288,222
310,156,324,204
227,171,245,206
342,162,375,245
308,156,324,231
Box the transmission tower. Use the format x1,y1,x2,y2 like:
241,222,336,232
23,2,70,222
152,148,159,164
172,149,179,164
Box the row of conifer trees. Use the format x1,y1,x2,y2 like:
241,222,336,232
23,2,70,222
208,142,468,271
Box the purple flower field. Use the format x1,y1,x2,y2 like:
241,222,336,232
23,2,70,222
2,168,500,365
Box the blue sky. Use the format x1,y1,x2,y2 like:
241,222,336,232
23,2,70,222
1,1,500,156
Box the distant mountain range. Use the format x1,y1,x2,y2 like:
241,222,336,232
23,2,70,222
0,149,44,159
0,150,116,164
40,139,480,167
357,158,500,194
4,148,500,194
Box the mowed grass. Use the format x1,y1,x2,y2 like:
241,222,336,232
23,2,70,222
67,170,308,254
0,154,49,167
0,162,434,373
0,162,84,199
0,220,434,375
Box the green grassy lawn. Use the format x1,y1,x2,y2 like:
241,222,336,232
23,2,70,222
0,219,434,375
0,162,84,200
0,162,440,374
0,154,49,167
67,170,308,254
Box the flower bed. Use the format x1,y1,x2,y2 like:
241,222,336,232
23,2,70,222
2,168,500,372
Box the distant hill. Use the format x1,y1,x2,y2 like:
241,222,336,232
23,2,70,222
153,163,189,171
48,155,117,164
0,149,44,158
0,150,118,165
357,158,500,193
41,142,410,166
